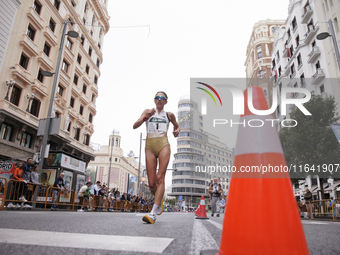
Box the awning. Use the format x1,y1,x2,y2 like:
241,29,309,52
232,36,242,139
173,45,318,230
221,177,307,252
325,182,340,192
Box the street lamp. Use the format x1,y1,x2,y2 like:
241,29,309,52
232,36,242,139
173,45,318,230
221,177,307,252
37,20,79,176
4,79,15,101
316,20,340,73
26,93,34,112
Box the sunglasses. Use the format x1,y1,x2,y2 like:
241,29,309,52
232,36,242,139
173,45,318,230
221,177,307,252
154,96,167,100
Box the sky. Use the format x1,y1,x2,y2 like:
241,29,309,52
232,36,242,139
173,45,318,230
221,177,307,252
91,0,289,187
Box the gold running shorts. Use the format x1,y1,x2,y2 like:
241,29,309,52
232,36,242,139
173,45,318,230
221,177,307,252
145,136,170,158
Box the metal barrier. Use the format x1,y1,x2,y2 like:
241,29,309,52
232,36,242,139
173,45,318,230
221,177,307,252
44,186,75,210
0,177,8,210
335,198,340,220
309,199,336,221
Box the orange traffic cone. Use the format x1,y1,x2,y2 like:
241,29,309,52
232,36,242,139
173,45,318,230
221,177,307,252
195,203,201,216
201,87,309,255
195,195,209,219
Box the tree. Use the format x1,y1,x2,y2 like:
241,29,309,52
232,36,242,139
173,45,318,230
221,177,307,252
279,93,340,198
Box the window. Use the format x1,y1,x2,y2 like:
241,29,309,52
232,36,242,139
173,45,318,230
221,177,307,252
30,98,40,117
71,0,76,7
33,1,42,15
258,51,262,59
287,29,291,39
84,1,88,13
81,35,85,46
37,69,44,83
19,53,29,70
88,47,92,56
278,66,282,77
66,38,73,50
291,64,296,75
10,85,21,106
292,17,297,31
70,97,74,108
49,19,56,32
55,112,60,118
276,50,280,61
272,59,276,68
57,85,64,96
62,60,69,73
43,42,51,56
257,45,261,51
71,76,78,87
67,122,71,132
85,65,89,74
74,127,80,141
20,132,32,148
83,17,86,25
300,73,305,87
0,123,12,141
297,54,302,67
53,0,60,10
290,45,294,56
296,35,300,47
94,76,98,84
77,54,82,64
90,30,93,37
82,84,87,94
79,105,84,115
26,25,36,41
316,60,321,69
89,113,93,123
98,42,101,50
96,58,100,68
312,40,316,47
91,94,95,102
83,134,90,146
259,70,264,77
320,84,325,93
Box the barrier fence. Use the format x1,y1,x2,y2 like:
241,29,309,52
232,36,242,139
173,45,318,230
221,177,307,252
297,199,340,222
0,177,8,210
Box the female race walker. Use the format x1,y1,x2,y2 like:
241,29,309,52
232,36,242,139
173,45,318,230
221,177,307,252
133,91,180,224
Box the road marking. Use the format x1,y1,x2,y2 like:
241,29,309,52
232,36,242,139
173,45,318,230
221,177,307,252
0,228,173,254
301,221,329,225
207,220,223,230
190,220,219,255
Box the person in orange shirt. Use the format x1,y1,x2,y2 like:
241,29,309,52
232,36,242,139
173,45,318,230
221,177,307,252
13,162,28,202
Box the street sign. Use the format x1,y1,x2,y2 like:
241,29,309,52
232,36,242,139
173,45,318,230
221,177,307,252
179,195,183,201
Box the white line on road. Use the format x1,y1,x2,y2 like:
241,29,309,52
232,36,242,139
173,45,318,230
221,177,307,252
207,220,223,230
301,221,329,225
0,228,173,254
190,220,219,255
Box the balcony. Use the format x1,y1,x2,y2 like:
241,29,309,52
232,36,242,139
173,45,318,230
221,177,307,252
91,83,98,94
307,46,321,63
75,62,83,76
83,73,91,85
27,7,44,30
60,69,71,85
20,34,38,56
38,52,53,70
80,93,89,104
89,102,96,113
283,48,290,58
312,68,325,85
12,64,32,85
301,6,313,24
72,83,81,97
0,100,39,127
304,25,318,44
44,26,57,46
32,79,48,97
283,66,290,76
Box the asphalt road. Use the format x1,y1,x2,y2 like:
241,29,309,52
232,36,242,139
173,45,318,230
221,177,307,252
0,210,339,255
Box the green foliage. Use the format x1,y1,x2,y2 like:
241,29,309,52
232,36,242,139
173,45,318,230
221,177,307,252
279,93,340,183
165,198,176,206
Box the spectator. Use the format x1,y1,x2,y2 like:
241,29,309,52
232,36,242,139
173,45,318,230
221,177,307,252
51,172,68,210
77,181,93,212
7,162,28,208
93,181,101,211
209,178,222,217
21,157,32,183
30,165,40,201
304,189,313,219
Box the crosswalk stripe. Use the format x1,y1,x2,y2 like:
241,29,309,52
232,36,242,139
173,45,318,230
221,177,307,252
207,220,223,230
302,221,329,225
0,228,173,254
190,220,219,255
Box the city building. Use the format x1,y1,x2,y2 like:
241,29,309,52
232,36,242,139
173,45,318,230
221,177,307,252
270,0,340,199
168,97,233,207
0,0,110,188
244,19,285,107
270,0,340,130
88,131,140,194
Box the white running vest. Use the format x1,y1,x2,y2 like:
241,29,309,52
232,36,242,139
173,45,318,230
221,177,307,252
146,109,170,138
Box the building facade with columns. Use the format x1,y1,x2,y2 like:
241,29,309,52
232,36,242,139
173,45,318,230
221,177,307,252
244,19,286,108
0,0,110,169
88,131,140,194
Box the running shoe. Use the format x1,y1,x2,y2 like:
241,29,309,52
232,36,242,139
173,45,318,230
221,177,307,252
77,209,84,212
7,203,16,208
142,212,156,224
16,204,22,208
156,197,165,215
23,204,32,208
19,197,27,202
